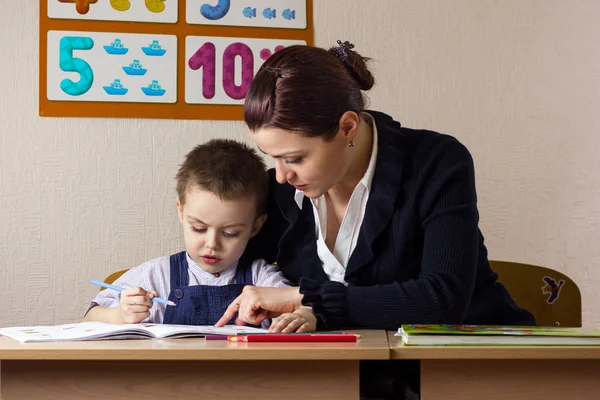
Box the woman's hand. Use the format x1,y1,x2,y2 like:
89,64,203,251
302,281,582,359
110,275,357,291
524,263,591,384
215,286,303,327
268,306,316,333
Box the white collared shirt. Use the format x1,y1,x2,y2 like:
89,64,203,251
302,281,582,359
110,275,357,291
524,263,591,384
294,119,379,284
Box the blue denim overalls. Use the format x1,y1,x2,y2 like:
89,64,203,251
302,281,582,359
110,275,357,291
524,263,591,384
163,251,253,325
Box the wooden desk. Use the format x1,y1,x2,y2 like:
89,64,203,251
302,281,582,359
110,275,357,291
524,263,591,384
388,332,600,400
0,330,388,400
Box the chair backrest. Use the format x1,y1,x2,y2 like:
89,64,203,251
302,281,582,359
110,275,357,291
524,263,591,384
490,260,582,327
101,269,130,290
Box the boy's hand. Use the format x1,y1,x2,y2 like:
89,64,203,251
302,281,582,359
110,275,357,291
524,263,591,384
268,306,317,333
119,287,158,324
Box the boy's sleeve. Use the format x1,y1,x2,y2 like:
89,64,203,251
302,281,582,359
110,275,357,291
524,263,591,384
83,257,169,322
83,267,147,317
252,259,290,288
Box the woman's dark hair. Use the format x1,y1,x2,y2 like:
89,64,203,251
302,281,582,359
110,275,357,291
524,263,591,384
244,42,375,140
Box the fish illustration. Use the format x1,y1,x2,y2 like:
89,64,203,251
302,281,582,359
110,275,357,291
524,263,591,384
282,9,295,20
242,6,256,18
262,7,276,19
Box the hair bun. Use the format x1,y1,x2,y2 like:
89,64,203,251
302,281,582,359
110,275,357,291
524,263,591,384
329,40,375,91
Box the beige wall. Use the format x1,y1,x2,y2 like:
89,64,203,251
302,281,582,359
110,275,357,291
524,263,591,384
1,0,598,327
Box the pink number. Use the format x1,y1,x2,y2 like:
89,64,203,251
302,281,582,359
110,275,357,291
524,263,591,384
222,42,253,100
189,41,254,101
188,42,216,99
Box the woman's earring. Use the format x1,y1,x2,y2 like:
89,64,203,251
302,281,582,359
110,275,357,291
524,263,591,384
348,139,355,148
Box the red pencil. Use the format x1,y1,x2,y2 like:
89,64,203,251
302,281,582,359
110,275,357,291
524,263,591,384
228,334,358,342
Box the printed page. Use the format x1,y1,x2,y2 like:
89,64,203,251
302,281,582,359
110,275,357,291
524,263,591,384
0,322,150,343
136,323,269,338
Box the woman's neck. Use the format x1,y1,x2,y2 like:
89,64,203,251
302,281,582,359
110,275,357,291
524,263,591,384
328,113,374,205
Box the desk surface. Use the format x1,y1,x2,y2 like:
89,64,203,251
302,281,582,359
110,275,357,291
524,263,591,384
0,330,389,361
7,330,600,362
388,332,600,359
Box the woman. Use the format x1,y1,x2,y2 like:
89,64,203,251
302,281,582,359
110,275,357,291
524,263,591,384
216,40,534,332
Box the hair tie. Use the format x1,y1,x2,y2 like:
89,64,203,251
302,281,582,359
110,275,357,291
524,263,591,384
262,66,282,72
261,66,285,78
329,40,355,61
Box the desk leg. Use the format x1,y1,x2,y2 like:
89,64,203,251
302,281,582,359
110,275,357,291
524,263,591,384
421,359,600,400
2,360,358,400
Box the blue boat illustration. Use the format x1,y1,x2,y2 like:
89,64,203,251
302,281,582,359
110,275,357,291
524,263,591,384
103,38,129,55
141,40,166,56
103,79,128,95
122,59,147,75
141,80,166,96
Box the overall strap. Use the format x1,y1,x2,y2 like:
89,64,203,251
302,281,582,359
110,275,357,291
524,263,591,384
234,258,254,285
169,251,189,288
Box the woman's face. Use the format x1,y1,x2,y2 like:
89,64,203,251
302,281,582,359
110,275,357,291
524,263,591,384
252,125,353,198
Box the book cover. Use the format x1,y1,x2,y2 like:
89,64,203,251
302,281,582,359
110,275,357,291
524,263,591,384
397,324,600,346
401,324,600,337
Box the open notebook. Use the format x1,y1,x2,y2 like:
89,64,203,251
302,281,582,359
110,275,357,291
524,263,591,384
0,322,268,343
397,324,600,346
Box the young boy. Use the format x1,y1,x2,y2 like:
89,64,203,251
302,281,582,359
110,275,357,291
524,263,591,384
84,139,315,332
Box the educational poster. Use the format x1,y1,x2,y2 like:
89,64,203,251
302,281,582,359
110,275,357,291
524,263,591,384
186,37,305,104
186,0,307,29
48,0,179,23
47,31,177,103
39,0,314,120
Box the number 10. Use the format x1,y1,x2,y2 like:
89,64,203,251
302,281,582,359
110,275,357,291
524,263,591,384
188,42,254,100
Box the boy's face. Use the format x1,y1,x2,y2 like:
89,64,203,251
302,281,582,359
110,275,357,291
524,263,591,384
176,185,265,274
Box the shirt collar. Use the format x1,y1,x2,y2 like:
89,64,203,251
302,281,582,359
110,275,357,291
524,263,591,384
185,252,238,278
294,117,379,210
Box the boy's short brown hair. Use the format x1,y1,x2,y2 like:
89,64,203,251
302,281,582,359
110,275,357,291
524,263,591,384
176,139,268,216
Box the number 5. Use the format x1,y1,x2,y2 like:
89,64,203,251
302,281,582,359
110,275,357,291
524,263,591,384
59,36,94,96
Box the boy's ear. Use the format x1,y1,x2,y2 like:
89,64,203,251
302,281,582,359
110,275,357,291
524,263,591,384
176,198,184,223
250,214,267,237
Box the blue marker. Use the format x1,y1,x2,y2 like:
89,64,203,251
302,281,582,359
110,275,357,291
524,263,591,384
90,280,176,306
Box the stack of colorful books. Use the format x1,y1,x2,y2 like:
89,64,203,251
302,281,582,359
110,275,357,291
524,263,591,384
397,324,600,346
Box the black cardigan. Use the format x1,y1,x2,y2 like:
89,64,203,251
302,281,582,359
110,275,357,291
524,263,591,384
244,110,535,330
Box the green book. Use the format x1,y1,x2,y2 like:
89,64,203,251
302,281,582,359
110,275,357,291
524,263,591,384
397,324,600,346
